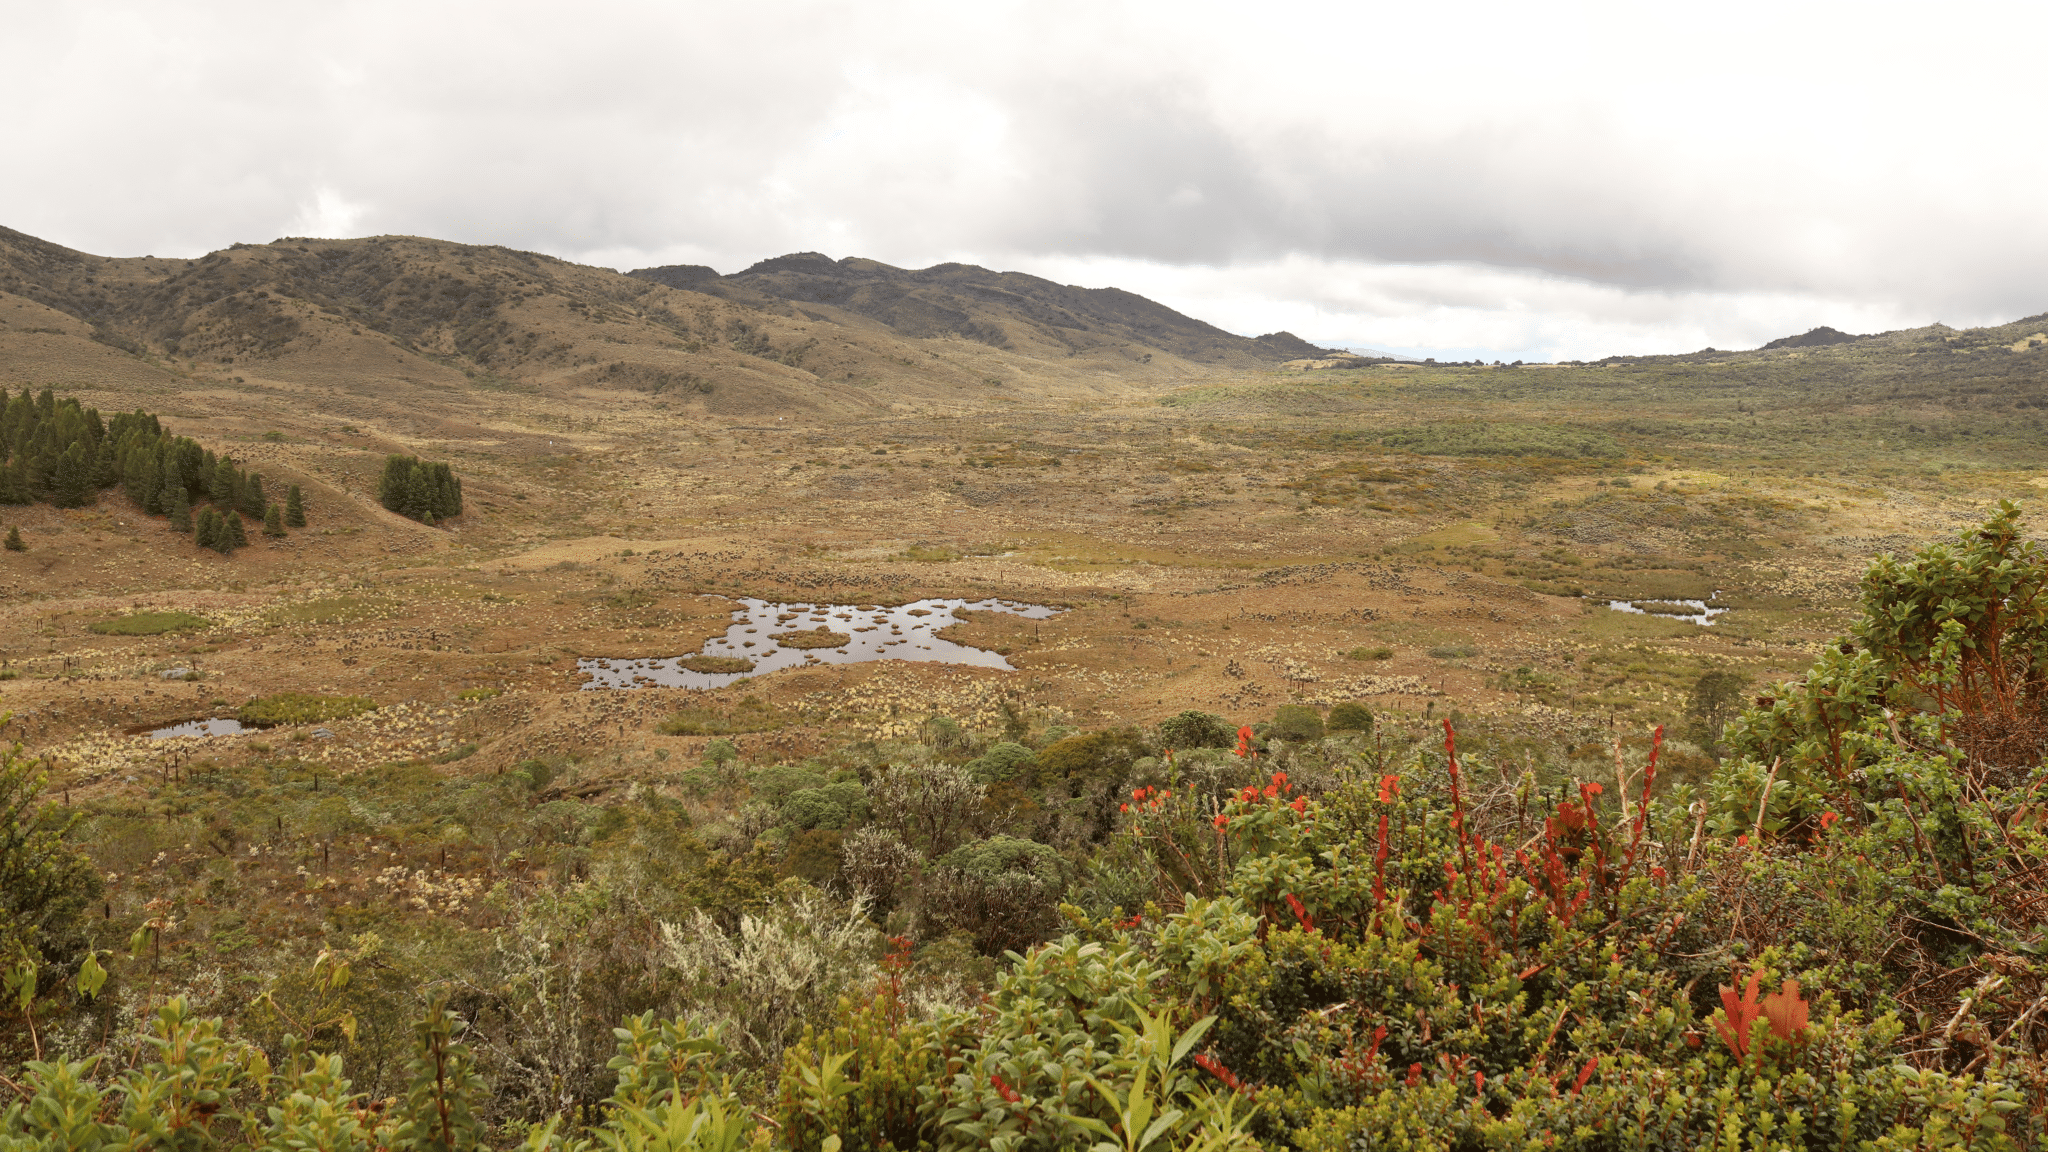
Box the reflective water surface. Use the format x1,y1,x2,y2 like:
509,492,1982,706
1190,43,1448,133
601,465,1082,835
148,718,249,739
579,597,1060,690
1597,594,1729,626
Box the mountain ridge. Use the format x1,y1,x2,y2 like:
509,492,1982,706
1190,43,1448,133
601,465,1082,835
628,251,1333,366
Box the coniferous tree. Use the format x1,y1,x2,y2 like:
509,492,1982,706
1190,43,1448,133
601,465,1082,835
211,457,236,505
241,472,267,519
4,526,22,552
153,459,182,517
0,459,27,506
171,489,193,534
53,442,92,508
195,507,220,551
224,512,247,551
379,455,411,513
264,502,285,537
285,484,306,527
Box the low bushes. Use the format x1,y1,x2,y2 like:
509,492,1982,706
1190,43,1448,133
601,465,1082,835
87,610,210,636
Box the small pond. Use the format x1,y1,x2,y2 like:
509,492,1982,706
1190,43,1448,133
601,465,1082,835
147,718,249,740
1595,592,1729,626
579,597,1061,690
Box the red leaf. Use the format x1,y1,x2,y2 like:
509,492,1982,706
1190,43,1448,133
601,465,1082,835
1760,978,1810,1043
1714,970,1763,1058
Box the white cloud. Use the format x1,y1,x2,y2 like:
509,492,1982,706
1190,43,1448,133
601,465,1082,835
4,0,2044,361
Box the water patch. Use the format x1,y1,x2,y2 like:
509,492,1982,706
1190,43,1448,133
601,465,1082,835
147,718,249,739
579,597,1060,690
1595,591,1729,626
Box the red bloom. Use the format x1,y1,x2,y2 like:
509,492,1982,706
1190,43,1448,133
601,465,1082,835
1583,782,1604,796
1819,811,1840,831
1120,803,1129,813
1405,1063,1423,1088
1291,796,1307,814
991,1073,1022,1104
1133,788,1146,801
1377,774,1400,803
1263,784,1280,799
1737,834,1749,847
1235,725,1255,758
1571,1057,1599,1095
1213,813,1230,829
1193,1053,1245,1093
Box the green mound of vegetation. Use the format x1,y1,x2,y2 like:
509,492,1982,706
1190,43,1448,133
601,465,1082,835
657,698,786,735
775,626,849,649
1371,419,1625,458
378,453,463,524
236,692,378,727
678,654,756,674
87,610,211,636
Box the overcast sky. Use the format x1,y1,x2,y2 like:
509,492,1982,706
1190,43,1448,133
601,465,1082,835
7,0,2045,361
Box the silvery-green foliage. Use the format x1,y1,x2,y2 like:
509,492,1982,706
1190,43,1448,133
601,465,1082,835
658,886,878,1067
840,827,920,907
866,763,987,856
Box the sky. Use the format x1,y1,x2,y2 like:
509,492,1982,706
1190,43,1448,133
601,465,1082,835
5,0,2045,362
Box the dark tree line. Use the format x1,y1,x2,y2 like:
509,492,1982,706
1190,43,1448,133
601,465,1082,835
0,386,308,554
378,454,462,524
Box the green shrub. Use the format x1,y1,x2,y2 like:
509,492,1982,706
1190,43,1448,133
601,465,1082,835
1326,701,1374,733
965,741,1035,783
781,787,850,831
1343,645,1393,661
87,610,210,636
1426,644,1477,659
1157,709,1234,750
237,693,377,727
1267,704,1324,742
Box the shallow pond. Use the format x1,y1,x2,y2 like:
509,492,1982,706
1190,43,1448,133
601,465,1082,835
147,718,249,739
579,597,1061,690
1596,593,1729,626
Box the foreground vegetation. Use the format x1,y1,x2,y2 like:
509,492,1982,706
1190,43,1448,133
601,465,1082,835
11,505,2048,1148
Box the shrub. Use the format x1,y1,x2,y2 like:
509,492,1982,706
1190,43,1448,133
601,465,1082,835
921,835,1066,953
657,886,879,1068
0,740,102,967
1343,645,1393,661
1326,701,1374,733
1157,709,1234,750
965,740,1035,783
782,787,851,831
1267,703,1324,742
867,763,986,856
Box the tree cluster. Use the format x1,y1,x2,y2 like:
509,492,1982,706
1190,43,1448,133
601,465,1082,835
0,387,308,553
378,454,462,525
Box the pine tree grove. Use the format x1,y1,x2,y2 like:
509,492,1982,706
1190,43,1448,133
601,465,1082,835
0,387,302,547
378,454,462,524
